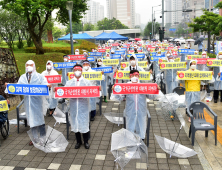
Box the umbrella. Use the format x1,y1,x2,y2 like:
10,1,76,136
142,37,148,40
194,37,205,45
111,128,148,170
135,38,141,41
173,39,180,42
151,39,157,41
155,133,197,158
164,37,171,40
52,101,69,124
27,125,69,153
186,39,195,42
129,38,135,42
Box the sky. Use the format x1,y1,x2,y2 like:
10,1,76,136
93,0,163,25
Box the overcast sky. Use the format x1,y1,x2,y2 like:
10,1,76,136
93,0,163,24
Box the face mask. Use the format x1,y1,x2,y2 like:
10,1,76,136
74,71,81,77
169,59,174,62
47,65,52,70
190,65,196,70
26,66,33,72
75,52,79,55
202,55,206,58
106,57,110,59
219,55,222,60
130,60,136,65
98,62,102,65
131,77,139,83
167,54,170,57
64,58,68,62
83,66,89,71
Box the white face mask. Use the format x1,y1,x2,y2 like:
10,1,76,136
190,65,196,70
167,54,170,57
64,58,68,62
169,59,174,62
47,65,52,70
202,55,206,58
131,77,139,83
98,62,102,65
75,52,79,55
106,57,110,59
74,71,81,77
26,66,33,72
130,60,136,65
83,66,89,71
219,55,222,60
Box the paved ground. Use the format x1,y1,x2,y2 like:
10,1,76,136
0,97,219,170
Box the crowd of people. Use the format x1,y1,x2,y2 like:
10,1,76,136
2,38,222,151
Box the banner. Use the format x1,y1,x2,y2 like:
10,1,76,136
177,71,213,80
127,53,145,58
111,54,121,59
116,71,150,80
68,55,86,60
186,55,202,60
178,49,195,54
121,61,147,69
115,51,125,55
53,62,76,69
98,49,106,52
150,56,165,61
207,60,222,66
87,56,95,62
193,58,216,64
112,43,119,46
0,100,9,112
103,59,119,65
113,83,159,95
92,67,113,73
68,72,103,80
158,58,180,63
7,84,49,96
172,51,178,56
160,62,187,69
88,52,102,56
45,75,62,84
55,86,100,98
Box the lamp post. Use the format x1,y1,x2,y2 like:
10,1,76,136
152,5,161,39
66,1,74,55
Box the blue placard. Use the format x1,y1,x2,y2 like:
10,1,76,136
87,57,95,62
7,84,49,96
53,62,76,69
220,73,222,81
91,67,113,74
127,53,145,59
115,51,125,55
88,52,102,56
150,56,165,61
111,54,121,59
178,49,195,54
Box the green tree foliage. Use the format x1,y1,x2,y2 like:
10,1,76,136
188,10,222,53
0,0,88,54
144,22,160,36
66,22,83,34
52,27,66,40
97,18,129,30
83,23,94,31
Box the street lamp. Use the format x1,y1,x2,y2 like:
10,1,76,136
66,1,74,55
152,5,161,39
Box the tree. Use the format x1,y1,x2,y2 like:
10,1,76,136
97,18,129,30
66,22,83,34
83,23,94,31
0,0,88,54
144,22,160,37
52,27,66,40
188,10,222,53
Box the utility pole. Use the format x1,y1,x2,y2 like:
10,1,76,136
154,11,155,39
162,0,164,40
208,0,211,53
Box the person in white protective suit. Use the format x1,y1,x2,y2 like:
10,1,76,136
59,64,100,149
96,58,108,103
7,60,51,146
212,51,222,103
82,60,97,121
111,69,161,139
176,60,214,122
124,54,145,72
75,49,80,55
41,61,59,116
61,55,73,86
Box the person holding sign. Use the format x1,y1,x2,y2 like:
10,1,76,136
124,54,145,72
41,61,59,116
96,58,108,103
111,70,161,139
177,60,214,122
61,55,73,86
0,95,10,129
213,52,222,103
5,60,51,146
60,64,93,149
82,60,98,121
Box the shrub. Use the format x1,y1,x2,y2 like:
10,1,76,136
17,41,24,49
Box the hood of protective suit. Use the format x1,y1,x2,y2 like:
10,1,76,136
129,54,138,67
25,60,36,73
46,60,54,71
189,60,197,68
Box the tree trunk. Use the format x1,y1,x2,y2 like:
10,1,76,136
32,36,44,54
47,30,53,43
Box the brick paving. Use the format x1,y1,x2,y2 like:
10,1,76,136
0,100,205,170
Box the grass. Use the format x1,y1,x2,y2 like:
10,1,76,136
14,52,65,75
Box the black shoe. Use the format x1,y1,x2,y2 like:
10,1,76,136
214,99,217,103
75,143,82,149
90,117,95,121
84,143,90,149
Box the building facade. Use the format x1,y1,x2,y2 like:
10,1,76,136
135,13,141,27
106,0,135,28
